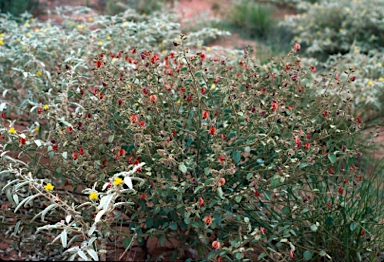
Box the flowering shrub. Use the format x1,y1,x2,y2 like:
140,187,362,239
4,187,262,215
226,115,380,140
0,5,383,262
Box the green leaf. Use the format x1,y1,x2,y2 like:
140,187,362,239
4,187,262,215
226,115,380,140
282,207,290,215
310,224,318,232
232,151,241,163
271,175,280,188
350,222,357,231
217,187,224,199
204,167,210,175
303,251,313,260
328,153,336,164
146,218,153,228
319,250,326,256
178,164,187,174
123,238,132,249
244,146,251,153
108,135,115,143
235,195,242,203
299,163,309,169
325,216,333,226
169,223,178,230
258,253,266,260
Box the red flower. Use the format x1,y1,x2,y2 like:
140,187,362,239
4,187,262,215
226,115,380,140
329,167,335,174
327,202,332,210
209,127,217,135
221,134,227,141
360,229,366,236
130,114,138,123
199,197,204,207
298,86,303,92
79,147,84,155
99,92,104,99
37,107,43,114
338,186,343,194
285,64,290,71
139,121,146,128
52,144,58,152
118,149,126,156
218,178,226,186
335,74,339,81
118,98,123,106
68,126,73,133
290,249,295,258
20,136,26,144
203,216,212,226
271,101,278,111
350,76,356,82
201,87,206,95
260,227,267,234
72,152,78,160
218,155,225,164
140,193,147,201
304,142,310,150
357,117,362,123
294,43,300,52
151,54,159,64
322,110,328,117
200,53,206,60
1,112,5,119
172,130,177,137
150,95,157,103
255,190,260,197
143,87,149,95
212,241,221,251
311,65,316,72
95,60,102,68
202,110,209,120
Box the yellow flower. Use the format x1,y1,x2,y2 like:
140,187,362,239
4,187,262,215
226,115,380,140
35,126,39,133
161,50,166,54
43,104,49,110
107,36,111,40
0,39,3,46
378,63,382,67
206,47,211,51
98,41,103,45
8,127,16,134
44,183,54,191
77,25,83,29
35,28,39,32
88,17,93,22
211,84,216,89
43,29,47,33
339,28,344,33
30,18,34,22
177,100,181,104
379,77,383,82
24,22,30,27
46,22,51,27
89,191,98,200
113,177,123,186
22,45,27,50
26,33,31,37
36,71,42,76
367,81,373,86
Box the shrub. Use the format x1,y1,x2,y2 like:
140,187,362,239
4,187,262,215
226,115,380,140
0,0,40,16
280,0,384,60
226,0,274,38
0,6,383,262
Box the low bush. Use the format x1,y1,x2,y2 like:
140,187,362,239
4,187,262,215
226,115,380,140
280,0,384,60
0,5,383,262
